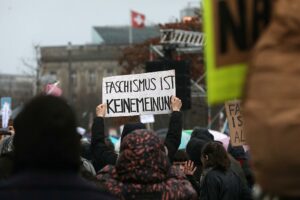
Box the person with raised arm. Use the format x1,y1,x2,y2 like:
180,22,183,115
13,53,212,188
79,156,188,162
91,96,182,172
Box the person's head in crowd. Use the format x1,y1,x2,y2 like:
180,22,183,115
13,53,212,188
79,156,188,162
227,143,247,161
186,139,206,166
173,150,189,171
186,127,214,166
13,95,81,172
120,122,146,142
201,141,230,172
173,150,189,162
0,125,15,139
117,129,169,178
97,129,197,199
191,127,214,141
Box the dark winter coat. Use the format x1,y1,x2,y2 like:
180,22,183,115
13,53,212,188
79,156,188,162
96,129,197,200
91,111,182,172
186,155,249,198
0,136,14,181
0,171,116,200
0,152,13,180
199,168,252,200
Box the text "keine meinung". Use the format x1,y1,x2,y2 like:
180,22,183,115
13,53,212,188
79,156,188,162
107,96,172,114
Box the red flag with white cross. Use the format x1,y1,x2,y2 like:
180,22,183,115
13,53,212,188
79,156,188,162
131,10,145,28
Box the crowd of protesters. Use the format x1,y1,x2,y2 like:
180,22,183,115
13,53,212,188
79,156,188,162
0,95,255,199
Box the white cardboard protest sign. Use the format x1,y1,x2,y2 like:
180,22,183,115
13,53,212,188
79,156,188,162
102,70,176,117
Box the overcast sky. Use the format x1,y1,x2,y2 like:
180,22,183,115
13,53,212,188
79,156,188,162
0,0,199,75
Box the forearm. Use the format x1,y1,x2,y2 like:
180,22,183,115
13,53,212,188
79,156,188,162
91,117,117,172
91,117,105,146
164,111,182,161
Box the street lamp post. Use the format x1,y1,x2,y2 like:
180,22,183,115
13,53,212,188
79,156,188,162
34,45,41,96
67,42,73,105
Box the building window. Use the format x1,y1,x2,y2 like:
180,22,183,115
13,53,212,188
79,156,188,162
106,68,114,76
49,71,57,83
89,70,96,85
72,93,77,103
71,70,77,86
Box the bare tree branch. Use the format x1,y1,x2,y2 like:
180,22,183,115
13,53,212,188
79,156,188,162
20,58,37,71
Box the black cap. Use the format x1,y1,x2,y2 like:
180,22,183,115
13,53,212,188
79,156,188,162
121,123,146,142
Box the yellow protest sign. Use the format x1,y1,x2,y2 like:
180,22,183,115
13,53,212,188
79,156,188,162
225,100,245,146
203,0,272,104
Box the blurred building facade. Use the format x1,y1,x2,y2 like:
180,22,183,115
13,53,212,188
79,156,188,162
92,26,160,44
40,44,122,128
40,26,160,129
0,74,34,108
40,44,121,102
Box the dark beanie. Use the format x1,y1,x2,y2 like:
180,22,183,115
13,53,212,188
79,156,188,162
13,95,81,172
186,127,214,166
121,123,146,142
191,127,214,141
227,143,247,160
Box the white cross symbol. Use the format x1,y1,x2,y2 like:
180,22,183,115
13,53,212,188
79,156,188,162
134,14,144,26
